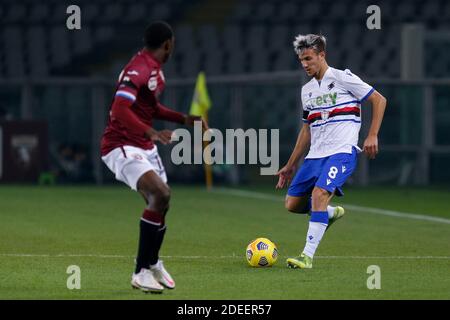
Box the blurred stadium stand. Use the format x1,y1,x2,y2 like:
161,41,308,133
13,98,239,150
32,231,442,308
1,0,450,78
0,0,450,186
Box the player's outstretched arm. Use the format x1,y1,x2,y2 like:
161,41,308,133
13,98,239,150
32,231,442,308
144,127,173,145
363,90,387,159
183,115,209,131
154,102,186,124
155,103,209,131
276,123,311,189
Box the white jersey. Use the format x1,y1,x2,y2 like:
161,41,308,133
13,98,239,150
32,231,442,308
301,66,374,159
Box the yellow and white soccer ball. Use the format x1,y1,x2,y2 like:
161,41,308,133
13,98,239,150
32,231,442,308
246,237,278,267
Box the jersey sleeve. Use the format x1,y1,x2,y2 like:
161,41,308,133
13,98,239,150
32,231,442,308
154,102,186,124
337,69,374,102
301,87,309,123
115,64,151,103
111,96,150,135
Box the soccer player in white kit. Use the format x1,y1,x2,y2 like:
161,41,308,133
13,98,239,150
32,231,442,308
276,34,387,269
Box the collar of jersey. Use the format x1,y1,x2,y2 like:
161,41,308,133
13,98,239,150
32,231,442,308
140,49,161,69
314,66,332,87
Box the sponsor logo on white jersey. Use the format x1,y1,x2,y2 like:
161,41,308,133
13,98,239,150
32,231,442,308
321,110,330,121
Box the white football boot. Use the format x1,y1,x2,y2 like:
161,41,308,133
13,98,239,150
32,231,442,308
150,260,175,289
131,268,164,293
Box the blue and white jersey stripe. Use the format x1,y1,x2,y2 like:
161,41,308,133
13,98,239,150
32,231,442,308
116,90,136,102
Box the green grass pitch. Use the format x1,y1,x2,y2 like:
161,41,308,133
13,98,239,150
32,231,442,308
0,185,449,299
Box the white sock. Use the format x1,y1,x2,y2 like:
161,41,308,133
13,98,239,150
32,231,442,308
327,205,335,219
302,222,328,258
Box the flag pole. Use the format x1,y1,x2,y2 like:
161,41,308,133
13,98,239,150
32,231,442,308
190,71,213,190
202,113,213,190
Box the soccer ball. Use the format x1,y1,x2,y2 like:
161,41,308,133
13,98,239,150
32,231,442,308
246,238,278,267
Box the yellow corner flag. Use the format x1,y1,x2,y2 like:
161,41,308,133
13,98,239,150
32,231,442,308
190,72,213,190
190,71,211,118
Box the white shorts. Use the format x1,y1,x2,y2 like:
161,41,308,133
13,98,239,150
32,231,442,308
102,145,167,191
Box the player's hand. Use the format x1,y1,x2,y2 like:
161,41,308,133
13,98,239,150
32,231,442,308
156,130,173,145
276,165,296,189
146,128,173,145
363,134,378,159
185,115,209,131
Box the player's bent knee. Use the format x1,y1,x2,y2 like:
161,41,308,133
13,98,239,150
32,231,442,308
139,190,171,213
153,187,171,208
284,200,297,213
285,197,309,214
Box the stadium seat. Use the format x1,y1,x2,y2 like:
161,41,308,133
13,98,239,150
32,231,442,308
179,51,201,77
27,27,48,77
29,3,50,23
4,3,27,23
395,2,417,21
230,2,253,23
223,25,242,51
277,2,298,23
123,3,147,23
248,50,270,73
204,52,224,76
49,27,71,68
268,25,289,49
52,4,69,23
99,3,122,22
82,4,100,23
4,27,26,77
419,1,439,23
197,25,220,51
253,3,275,22
95,26,114,43
325,1,349,22
73,27,93,55
226,50,246,74
163,58,177,77
149,4,171,22
175,25,196,52
298,2,321,20
246,25,267,52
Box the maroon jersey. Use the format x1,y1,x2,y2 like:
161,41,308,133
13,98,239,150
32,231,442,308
101,49,184,156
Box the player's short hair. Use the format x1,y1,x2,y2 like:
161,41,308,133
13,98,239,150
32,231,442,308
144,21,174,49
293,34,326,55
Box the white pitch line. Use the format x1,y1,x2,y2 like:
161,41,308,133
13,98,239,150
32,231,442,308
0,253,449,259
211,188,450,225
344,204,450,224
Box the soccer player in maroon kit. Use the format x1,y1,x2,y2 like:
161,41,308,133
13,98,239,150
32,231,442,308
101,21,207,293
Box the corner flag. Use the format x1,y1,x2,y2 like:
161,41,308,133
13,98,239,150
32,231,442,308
190,72,213,190
190,71,211,119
